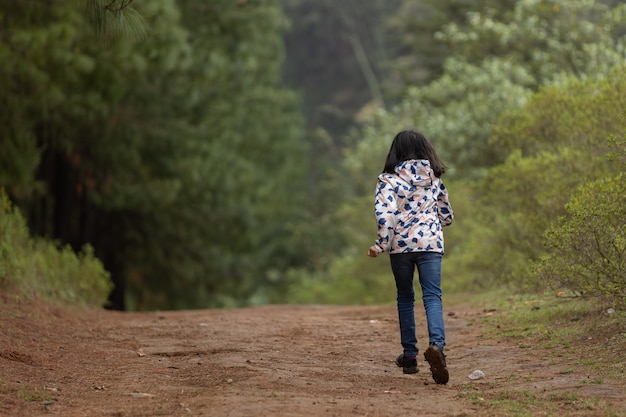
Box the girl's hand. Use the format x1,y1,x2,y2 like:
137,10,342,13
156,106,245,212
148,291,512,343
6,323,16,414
367,245,380,257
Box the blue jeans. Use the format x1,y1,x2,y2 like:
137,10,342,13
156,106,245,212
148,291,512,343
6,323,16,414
390,251,445,358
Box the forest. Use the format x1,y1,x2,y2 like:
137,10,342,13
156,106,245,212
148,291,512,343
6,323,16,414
1,0,625,311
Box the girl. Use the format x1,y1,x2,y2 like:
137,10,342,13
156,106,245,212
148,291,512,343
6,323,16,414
367,130,454,384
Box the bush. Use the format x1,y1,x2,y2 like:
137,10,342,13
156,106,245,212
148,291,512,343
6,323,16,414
452,71,625,291
0,190,112,306
533,133,626,303
443,147,596,291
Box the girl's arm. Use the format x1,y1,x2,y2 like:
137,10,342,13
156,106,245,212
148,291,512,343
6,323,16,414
437,181,454,226
373,177,398,252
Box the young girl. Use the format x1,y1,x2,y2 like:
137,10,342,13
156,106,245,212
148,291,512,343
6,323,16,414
367,130,454,384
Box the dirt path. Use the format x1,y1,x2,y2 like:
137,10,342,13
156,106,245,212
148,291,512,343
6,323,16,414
1,298,625,417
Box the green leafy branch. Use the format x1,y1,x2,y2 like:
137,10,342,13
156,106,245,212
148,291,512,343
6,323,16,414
85,0,147,41
104,0,135,13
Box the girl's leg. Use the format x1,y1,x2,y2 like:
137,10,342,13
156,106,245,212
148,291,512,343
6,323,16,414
416,252,445,350
390,253,418,358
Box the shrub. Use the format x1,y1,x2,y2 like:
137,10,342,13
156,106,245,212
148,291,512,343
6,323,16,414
456,71,625,291
0,190,112,306
533,133,626,303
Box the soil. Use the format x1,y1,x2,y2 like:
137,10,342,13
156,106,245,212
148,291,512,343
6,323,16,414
1,293,625,417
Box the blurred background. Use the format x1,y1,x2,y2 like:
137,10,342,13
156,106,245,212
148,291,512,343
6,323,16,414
1,0,624,311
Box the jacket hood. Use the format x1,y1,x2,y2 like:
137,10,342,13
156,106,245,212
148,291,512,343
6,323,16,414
394,159,433,187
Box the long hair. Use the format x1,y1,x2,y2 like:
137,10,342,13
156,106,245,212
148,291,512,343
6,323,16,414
382,130,448,177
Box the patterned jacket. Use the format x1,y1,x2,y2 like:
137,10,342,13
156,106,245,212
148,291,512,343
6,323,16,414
373,159,454,254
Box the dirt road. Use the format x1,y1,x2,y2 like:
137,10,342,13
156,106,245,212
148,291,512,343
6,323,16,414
1,296,625,416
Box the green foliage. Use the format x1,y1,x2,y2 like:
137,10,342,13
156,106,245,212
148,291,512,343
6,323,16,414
2,0,624,310
290,0,626,305
1,0,201,308
350,0,626,178
490,67,626,157
386,0,518,88
534,131,626,302
0,0,311,310
451,148,593,288
400,57,535,176
129,0,312,309
285,190,394,304
0,190,112,306
431,179,500,292
445,71,626,291
433,0,623,173
286,251,395,305
439,0,626,84
84,0,148,41
333,68,626,303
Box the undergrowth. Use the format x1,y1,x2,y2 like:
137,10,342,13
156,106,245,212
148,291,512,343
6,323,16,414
0,189,112,307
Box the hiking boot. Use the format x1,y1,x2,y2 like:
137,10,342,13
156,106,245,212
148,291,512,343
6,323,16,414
424,344,449,384
395,354,418,374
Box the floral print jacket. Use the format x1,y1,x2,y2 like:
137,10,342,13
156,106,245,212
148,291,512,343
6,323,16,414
373,159,454,254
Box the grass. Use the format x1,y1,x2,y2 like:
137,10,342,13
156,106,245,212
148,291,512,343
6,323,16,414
460,289,625,353
0,380,54,403
18,386,54,402
451,288,626,416
459,382,615,417
0,190,112,307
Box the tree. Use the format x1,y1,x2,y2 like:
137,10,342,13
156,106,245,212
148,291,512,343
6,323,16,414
386,0,518,89
282,0,402,140
0,0,310,310
346,0,626,179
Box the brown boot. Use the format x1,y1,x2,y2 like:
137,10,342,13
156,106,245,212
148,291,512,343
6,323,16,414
424,344,449,384
395,354,418,374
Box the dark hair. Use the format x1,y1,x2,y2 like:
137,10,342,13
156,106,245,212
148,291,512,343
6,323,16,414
382,130,448,177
